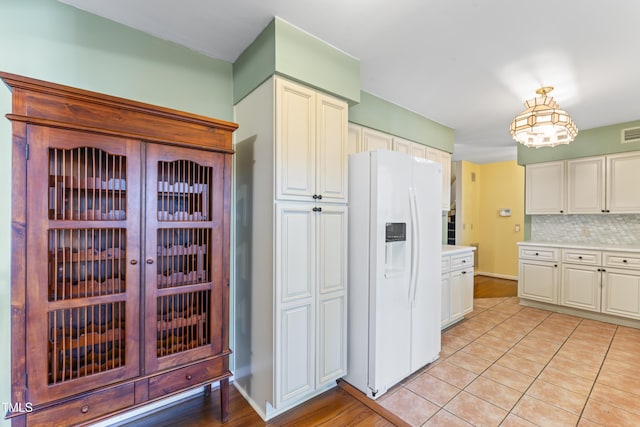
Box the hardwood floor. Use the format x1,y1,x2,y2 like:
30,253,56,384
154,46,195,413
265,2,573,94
474,274,517,298
120,276,515,426
120,383,396,427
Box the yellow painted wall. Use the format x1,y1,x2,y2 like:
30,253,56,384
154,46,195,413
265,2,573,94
477,160,525,277
458,161,481,246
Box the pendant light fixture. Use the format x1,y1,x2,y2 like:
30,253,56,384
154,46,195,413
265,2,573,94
510,86,578,148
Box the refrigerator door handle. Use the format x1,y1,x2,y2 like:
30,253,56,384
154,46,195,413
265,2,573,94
408,187,419,306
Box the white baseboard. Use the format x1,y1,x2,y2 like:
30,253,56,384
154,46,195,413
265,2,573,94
474,271,518,281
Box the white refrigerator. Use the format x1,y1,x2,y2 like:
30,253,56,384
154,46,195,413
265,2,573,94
344,150,442,399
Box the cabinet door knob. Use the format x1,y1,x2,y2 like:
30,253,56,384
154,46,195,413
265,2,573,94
312,194,318,199
535,252,539,256
623,259,628,263
317,194,323,200
80,405,89,414
560,210,564,213
186,374,193,381
146,258,154,264
578,256,583,260
462,271,467,274
130,259,138,265
601,210,606,213
554,264,558,267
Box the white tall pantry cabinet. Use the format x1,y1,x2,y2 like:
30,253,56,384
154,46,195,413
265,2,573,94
234,77,348,420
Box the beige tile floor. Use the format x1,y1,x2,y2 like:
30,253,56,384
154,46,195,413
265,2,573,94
377,297,640,426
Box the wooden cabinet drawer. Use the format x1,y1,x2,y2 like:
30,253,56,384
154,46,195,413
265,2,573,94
451,253,473,270
604,252,640,269
441,255,451,273
27,383,134,427
519,246,560,262
562,249,602,265
148,357,226,399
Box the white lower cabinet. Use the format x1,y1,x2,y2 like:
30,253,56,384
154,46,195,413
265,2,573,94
275,202,347,408
518,245,560,304
518,243,640,323
442,248,474,328
602,268,640,320
560,264,601,312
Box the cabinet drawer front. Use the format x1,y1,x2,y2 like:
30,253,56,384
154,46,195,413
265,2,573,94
441,256,451,273
451,253,473,270
562,249,602,265
27,383,134,427
519,247,559,262
604,252,640,269
148,357,227,399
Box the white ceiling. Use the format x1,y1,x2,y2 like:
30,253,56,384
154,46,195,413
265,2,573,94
59,0,640,164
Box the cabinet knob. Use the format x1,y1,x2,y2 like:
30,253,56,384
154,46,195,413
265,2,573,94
578,256,583,260
462,271,467,274
146,258,154,265
80,405,89,414
313,207,323,212
130,259,138,265
186,374,193,381
312,194,318,199
317,194,323,200
560,210,564,213
554,264,558,267
535,252,539,256
462,260,466,263
623,259,628,263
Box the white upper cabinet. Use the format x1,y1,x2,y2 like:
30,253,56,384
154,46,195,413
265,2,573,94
392,137,411,154
347,123,363,156
607,152,640,213
410,142,428,159
528,152,640,215
361,127,393,151
525,161,566,214
276,78,347,203
567,157,606,214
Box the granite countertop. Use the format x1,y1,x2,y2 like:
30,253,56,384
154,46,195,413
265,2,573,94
518,241,640,253
442,245,476,255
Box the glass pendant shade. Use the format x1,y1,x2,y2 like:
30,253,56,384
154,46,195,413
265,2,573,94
510,87,578,148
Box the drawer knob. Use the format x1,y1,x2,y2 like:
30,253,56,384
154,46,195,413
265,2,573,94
146,258,154,264
81,405,89,414
578,256,583,260
462,260,466,263
535,252,539,256
623,259,628,263
186,374,193,381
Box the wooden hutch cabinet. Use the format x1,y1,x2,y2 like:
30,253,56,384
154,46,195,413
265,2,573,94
2,72,236,426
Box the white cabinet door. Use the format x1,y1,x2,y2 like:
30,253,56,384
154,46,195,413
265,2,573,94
461,269,474,314
316,93,347,202
441,273,450,328
361,127,393,151
347,123,362,156
561,265,601,312
276,79,316,201
439,151,451,211
567,156,605,214
518,260,558,304
410,143,427,159
277,204,315,303
607,152,640,213
450,270,465,322
602,268,640,320
278,302,314,405
526,161,566,214
392,137,411,154
317,294,346,386
316,205,347,385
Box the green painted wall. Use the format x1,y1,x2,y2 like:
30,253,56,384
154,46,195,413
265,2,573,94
233,17,360,104
349,91,455,153
518,119,640,165
0,1,235,422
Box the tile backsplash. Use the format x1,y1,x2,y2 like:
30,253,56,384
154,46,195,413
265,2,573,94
531,214,640,245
